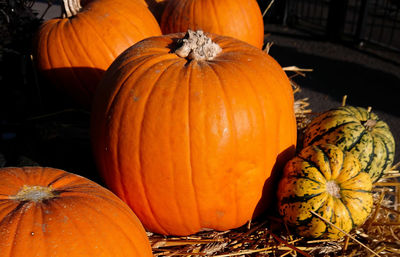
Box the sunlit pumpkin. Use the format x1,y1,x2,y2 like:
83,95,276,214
0,166,153,256
91,30,297,236
277,144,373,239
160,0,264,48
34,0,161,108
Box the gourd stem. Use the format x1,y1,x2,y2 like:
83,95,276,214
62,0,82,18
326,180,341,198
364,119,377,131
175,30,222,61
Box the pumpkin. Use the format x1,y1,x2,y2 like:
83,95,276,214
0,166,153,256
303,105,395,182
277,144,373,239
34,0,162,108
91,30,297,236
160,0,264,49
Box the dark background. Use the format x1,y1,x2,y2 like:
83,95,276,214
1,0,399,185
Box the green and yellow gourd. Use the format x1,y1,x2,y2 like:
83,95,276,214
303,106,395,182
277,144,373,239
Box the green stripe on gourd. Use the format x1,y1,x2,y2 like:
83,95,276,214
277,144,373,239
303,106,395,182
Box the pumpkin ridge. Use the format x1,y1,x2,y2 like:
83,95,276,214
330,197,355,235
204,60,240,227
297,156,329,181
226,56,293,159
374,133,394,173
315,145,335,178
289,193,329,227
43,21,57,68
287,175,323,185
208,0,220,32
166,62,198,233
56,19,92,99
345,129,368,152
66,19,103,74
106,3,149,40
103,54,165,120
3,202,26,256
339,197,356,229
50,200,96,255
307,120,358,146
186,63,203,230
362,138,376,176
62,198,142,255
133,59,186,235
46,172,73,188
77,13,117,57
279,192,324,205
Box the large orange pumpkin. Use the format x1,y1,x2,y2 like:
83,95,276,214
160,0,264,49
34,0,162,108
0,166,153,256
91,30,297,236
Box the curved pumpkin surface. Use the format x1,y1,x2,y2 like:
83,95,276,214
34,0,162,108
91,31,297,236
303,106,395,182
0,167,153,256
277,144,373,239
160,0,264,49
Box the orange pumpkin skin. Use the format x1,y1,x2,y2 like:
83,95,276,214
91,31,297,236
0,167,153,256
160,0,264,49
34,0,162,108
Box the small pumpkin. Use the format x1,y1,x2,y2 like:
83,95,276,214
303,105,395,182
91,30,297,236
160,0,264,48
277,144,373,239
34,0,162,108
0,166,153,256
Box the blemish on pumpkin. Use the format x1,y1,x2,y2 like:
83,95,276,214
133,96,140,102
216,211,225,218
42,224,47,233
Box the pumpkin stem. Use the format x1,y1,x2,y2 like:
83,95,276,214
175,30,222,61
10,185,57,202
62,0,82,18
326,181,341,198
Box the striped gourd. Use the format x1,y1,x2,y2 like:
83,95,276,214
277,144,373,239
303,106,395,182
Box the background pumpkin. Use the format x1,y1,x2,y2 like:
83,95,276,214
91,30,297,236
303,105,395,182
0,166,153,256
160,0,264,49
34,0,162,108
277,144,373,239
